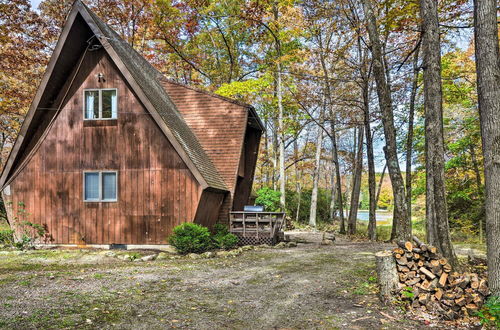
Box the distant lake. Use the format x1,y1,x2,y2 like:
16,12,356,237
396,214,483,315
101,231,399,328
357,210,392,224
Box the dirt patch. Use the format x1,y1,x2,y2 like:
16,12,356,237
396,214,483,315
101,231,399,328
0,239,453,329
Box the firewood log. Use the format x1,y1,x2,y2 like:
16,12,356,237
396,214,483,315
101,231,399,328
397,265,410,273
455,296,467,306
442,263,452,273
465,304,478,314
412,235,424,247
478,279,489,296
439,272,448,288
396,256,408,266
418,293,430,305
435,288,443,300
393,247,404,255
419,267,437,280
438,258,448,265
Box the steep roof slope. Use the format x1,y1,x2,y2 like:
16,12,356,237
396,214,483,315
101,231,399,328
161,79,250,193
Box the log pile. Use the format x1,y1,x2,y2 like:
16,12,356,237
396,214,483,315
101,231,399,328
392,237,489,320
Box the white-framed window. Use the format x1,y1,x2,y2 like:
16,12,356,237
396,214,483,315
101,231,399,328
84,171,118,202
84,88,117,119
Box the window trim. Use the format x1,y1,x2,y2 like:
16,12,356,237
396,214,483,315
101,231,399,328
83,88,118,120
83,171,118,202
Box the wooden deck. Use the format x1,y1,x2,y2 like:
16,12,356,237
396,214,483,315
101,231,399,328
229,211,285,245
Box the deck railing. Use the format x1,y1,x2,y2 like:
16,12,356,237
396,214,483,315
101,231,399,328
229,211,285,245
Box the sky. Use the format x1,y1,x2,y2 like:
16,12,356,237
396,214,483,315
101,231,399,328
30,0,42,9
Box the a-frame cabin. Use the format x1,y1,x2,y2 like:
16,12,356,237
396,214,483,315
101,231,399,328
0,1,263,246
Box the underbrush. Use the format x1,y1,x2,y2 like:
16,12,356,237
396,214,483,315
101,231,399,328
168,223,239,254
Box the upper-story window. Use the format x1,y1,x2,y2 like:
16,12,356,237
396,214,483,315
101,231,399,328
84,89,117,119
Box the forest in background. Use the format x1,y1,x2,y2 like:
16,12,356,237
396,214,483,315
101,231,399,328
0,0,484,240
1,0,499,297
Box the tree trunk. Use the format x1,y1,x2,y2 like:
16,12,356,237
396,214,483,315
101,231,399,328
361,0,410,241
470,145,483,243
375,250,399,304
317,37,345,232
406,48,420,224
419,0,457,267
348,126,364,235
473,0,500,297
329,156,336,221
277,63,286,210
364,99,377,241
274,6,286,211
294,140,302,223
332,123,345,232
357,29,377,241
309,128,324,227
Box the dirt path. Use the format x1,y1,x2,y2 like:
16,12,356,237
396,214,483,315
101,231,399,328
0,239,428,329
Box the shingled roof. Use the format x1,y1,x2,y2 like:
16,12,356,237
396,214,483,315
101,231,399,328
80,3,228,191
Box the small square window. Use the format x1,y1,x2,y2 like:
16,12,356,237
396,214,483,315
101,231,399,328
84,172,118,202
84,89,117,119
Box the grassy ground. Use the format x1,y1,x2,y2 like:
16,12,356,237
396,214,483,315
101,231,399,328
0,238,430,330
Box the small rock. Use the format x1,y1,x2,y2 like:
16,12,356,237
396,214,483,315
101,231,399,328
216,251,230,258
286,241,298,248
117,254,134,261
49,275,55,280
187,253,201,259
228,249,242,257
141,254,157,262
156,252,169,260
241,245,254,251
201,251,216,258
170,255,181,260
323,232,336,241
321,239,334,245
104,251,116,258
162,245,179,254
273,242,287,249
86,319,93,325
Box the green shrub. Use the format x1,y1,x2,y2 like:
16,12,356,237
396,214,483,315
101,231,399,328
212,224,238,250
0,229,14,246
169,223,212,254
255,187,281,212
476,296,500,328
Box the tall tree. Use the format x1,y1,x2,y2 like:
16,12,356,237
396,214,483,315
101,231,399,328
419,0,456,266
405,48,420,229
361,0,411,241
309,126,324,227
473,0,500,297
347,125,364,235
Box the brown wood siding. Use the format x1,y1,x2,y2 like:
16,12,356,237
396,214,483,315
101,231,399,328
233,127,262,210
161,81,250,223
5,50,202,244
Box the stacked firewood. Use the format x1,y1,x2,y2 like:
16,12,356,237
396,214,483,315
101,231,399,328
392,237,489,320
